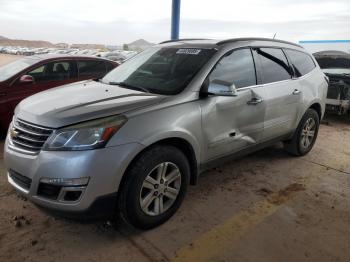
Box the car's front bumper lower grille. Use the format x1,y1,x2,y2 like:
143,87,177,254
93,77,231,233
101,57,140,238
37,183,62,200
8,169,32,191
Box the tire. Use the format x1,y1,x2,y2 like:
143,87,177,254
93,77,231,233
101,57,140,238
117,145,190,230
284,108,320,156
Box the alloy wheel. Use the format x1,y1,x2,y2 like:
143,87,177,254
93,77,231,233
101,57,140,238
139,162,181,216
300,117,316,150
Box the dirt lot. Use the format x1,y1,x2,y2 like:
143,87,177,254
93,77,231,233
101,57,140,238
0,54,350,262
0,54,23,66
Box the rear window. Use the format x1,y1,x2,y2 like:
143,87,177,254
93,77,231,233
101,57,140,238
78,60,106,77
255,48,291,84
285,49,316,77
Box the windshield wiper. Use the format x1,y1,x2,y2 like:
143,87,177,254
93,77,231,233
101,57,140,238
109,81,150,93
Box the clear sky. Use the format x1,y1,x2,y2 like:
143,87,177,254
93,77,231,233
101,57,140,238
0,0,349,45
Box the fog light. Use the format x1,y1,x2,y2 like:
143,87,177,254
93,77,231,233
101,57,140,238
63,190,82,201
40,177,89,186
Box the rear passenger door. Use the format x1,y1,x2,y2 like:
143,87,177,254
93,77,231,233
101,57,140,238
284,49,318,112
253,47,301,141
77,60,107,80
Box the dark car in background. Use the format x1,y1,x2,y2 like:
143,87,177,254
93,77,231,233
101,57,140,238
0,55,118,134
314,51,350,115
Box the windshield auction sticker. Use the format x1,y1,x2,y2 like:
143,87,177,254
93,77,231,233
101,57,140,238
176,49,202,55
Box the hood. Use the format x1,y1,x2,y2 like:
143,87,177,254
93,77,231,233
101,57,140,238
16,80,165,128
314,54,350,69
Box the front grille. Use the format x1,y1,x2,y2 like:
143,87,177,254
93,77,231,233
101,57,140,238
9,169,32,190
9,118,54,154
37,183,62,200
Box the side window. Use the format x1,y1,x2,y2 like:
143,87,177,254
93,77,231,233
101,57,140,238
285,49,316,77
209,48,256,88
78,60,106,78
48,61,74,80
29,65,45,74
256,48,291,84
27,65,47,82
27,61,75,82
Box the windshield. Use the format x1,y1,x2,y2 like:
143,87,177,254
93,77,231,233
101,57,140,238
322,68,350,75
102,47,216,95
0,58,38,81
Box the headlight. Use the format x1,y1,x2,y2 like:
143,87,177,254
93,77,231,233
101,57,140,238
43,115,127,151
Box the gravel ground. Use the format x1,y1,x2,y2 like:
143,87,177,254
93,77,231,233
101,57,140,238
1,116,349,262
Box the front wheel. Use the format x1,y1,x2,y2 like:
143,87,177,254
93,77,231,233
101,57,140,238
117,145,190,230
284,108,320,156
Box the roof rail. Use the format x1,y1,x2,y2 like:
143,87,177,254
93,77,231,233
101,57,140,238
159,38,211,44
217,38,303,48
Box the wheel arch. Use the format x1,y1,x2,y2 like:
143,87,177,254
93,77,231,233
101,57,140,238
309,102,322,120
119,136,199,195
151,137,199,185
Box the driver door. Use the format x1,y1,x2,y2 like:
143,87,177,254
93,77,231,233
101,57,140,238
200,48,266,162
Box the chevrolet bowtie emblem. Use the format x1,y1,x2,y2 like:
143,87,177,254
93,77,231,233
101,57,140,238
10,128,19,139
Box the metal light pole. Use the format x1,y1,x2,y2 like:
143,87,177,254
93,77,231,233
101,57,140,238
171,0,181,40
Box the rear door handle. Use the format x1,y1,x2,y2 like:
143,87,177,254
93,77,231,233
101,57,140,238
247,97,263,105
0,92,7,97
292,89,301,95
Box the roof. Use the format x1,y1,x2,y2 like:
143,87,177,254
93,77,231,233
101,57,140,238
159,37,302,49
24,54,116,63
158,39,219,49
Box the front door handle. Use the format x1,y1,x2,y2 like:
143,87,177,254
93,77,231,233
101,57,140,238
0,92,6,97
292,89,301,95
247,97,263,105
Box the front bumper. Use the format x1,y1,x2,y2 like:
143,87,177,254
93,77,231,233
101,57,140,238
4,137,144,217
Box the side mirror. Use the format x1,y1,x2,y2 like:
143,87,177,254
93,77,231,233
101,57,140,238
203,79,238,97
19,75,34,84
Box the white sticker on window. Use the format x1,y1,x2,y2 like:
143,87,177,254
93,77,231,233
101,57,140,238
176,49,202,55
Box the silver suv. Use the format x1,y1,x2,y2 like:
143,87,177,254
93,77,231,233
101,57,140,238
4,38,327,229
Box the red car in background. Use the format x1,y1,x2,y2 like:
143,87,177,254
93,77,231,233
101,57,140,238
0,55,118,134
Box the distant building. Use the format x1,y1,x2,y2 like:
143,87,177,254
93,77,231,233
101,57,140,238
127,39,154,51
299,40,350,54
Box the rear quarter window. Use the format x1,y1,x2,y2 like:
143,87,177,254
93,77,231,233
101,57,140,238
78,60,106,78
285,49,316,77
